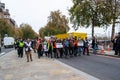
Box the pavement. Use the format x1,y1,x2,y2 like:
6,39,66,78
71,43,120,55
0,50,100,80
96,50,120,58
89,46,120,58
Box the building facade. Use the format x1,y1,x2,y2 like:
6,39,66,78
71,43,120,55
0,1,16,27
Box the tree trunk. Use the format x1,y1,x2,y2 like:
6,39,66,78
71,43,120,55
92,24,94,39
111,19,115,40
111,0,117,40
92,17,95,39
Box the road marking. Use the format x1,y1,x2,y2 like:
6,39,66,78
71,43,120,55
0,52,6,56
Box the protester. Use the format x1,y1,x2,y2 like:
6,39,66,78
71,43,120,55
73,38,78,56
18,39,24,58
37,40,42,59
31,38,37,53
25,38,33,62
47,40,53,58
77,38,84,56
83,37,90,56
69,39,74,57
53,40,57,58
43,40,48,56
92,36,98,54
63,39,69,58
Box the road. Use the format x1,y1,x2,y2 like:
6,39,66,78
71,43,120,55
0,48,120,80
58,54,120,80
0,47,14,57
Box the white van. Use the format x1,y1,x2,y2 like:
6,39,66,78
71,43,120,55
3,37,15,48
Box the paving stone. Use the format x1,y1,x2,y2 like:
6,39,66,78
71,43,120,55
0,50,100,80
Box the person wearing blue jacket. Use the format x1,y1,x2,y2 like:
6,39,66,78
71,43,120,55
63,39,69,58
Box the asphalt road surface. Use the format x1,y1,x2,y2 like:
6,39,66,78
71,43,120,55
0,47,14,57
58,54,120,80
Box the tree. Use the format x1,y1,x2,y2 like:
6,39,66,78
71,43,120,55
39,10,70,37
103,0,120,40
20,23,37,39
69,0,111,38
39,27,45,38
0,19,14,38
14,27,23,39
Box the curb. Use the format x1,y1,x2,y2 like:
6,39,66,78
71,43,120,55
89,49,120,58
55,59,100,80
96,53,120,58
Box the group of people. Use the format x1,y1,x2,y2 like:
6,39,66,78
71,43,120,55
13,32,120,62
14,37,92,62
14,38,33,62
34,37,90,59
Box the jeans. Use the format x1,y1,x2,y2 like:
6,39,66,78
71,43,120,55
78,46,83,55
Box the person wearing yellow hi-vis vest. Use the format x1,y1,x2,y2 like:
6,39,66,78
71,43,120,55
48,40,53,58
18,39,24,58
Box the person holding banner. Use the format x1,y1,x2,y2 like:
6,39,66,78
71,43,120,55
56,40,64,58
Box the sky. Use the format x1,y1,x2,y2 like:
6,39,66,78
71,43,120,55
1,0,120,37
2,0,73,33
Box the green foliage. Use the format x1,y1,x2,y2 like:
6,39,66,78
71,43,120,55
102,0,120,39
39,10,69,37
14,28,23,39
20,23,37,39
0,19,14,38
69,0,120,39
69,0,116,37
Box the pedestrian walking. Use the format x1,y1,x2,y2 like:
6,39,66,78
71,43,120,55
69,39,74,57
15,39,20,57
63,39,69,58
25,39,33,62
53,40,57,58
83,37,90,56
37,40,42,59
18,39,24,58
77,38,84,56
48,40,53,58
43,40,48,56
31,38,37,53
92,36,98,54
73,38,78,56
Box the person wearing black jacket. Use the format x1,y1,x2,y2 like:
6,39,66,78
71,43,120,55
115,32,120,56
111,36,118,55
37,40,42,59
83,37,90,56
92,36,98,54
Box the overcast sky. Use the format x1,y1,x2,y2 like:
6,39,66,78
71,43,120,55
1,0,119,37
2,0,73,33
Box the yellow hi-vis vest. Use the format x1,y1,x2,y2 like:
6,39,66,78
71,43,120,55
19,42,24,47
